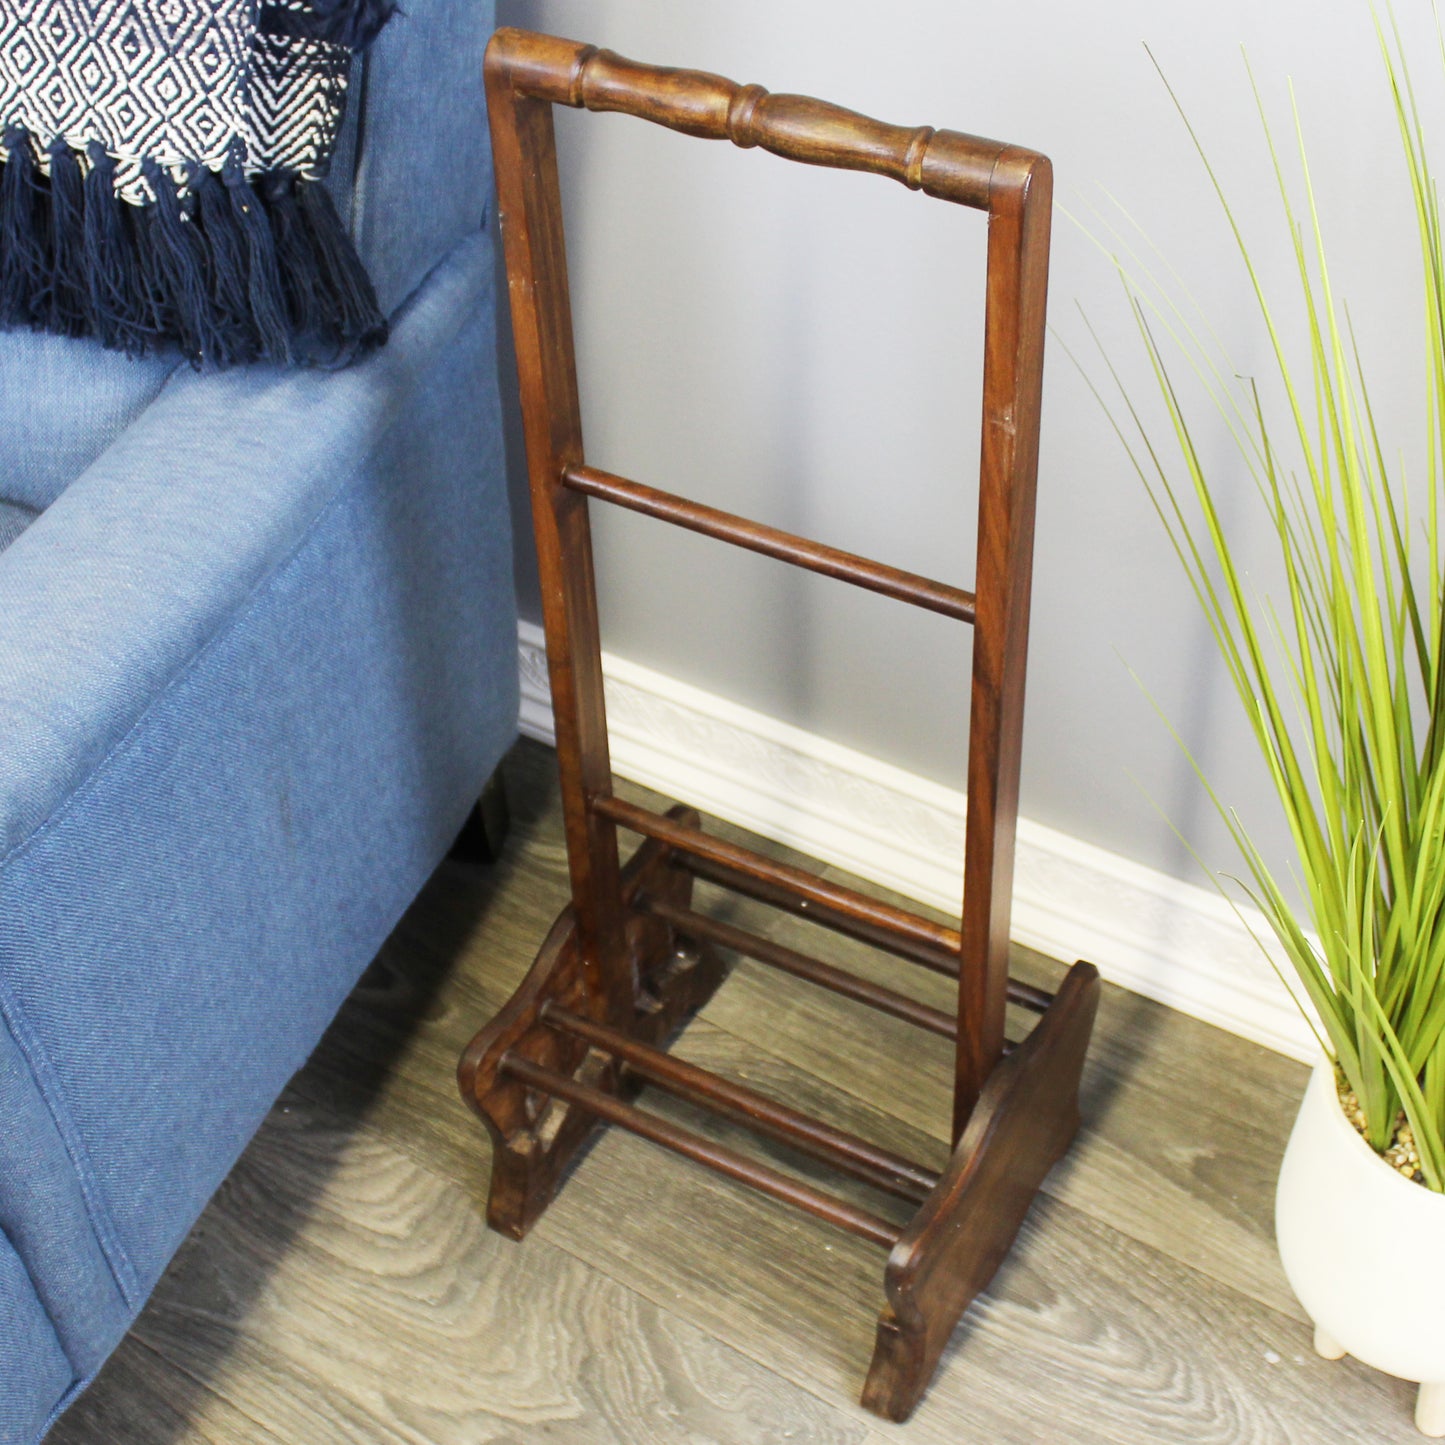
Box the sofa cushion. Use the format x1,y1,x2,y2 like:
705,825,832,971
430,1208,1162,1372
0,333,177,515
0,231,493,865
0,227,515,1424
0,275,516,1294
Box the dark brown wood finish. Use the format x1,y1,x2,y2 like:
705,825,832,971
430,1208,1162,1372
459,814,730,1240
645,897,960,1041
683,852,970,974
500,1054,904,1249
462,26,1093,1423
864,960,1101,1420
563,463,977,622
954,148,1054,1137
678,852,1053,1012
490,34,1006,206
482,41,633,1024
540,1003,940,1202
593,793,962,956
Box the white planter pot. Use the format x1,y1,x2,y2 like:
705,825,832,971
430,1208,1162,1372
1276,1060,1445,1436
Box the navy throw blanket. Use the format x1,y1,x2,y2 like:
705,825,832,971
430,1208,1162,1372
0,0,397,367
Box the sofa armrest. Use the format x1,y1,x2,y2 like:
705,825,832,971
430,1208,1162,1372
0,231,493,864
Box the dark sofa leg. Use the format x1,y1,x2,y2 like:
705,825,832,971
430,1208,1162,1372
450,766,511,864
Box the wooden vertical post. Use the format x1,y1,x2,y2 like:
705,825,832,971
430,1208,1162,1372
954,151,1053,1138
483,62,634,1022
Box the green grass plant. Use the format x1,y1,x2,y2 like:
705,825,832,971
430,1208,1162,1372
1086,12,1445,1189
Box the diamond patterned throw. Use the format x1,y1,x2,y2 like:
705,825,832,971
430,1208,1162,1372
0,0,350,200
0,0,394,366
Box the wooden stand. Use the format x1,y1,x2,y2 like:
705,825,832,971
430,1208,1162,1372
459,29,1100,1422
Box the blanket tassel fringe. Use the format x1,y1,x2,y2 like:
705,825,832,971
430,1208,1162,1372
0,129,387,369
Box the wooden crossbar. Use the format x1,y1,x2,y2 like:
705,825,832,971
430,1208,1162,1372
681,852,965,973
644,897,958,1040
592,794,960,955
541,1003,939,1201
675,854,1054,1013
501,1052,904,1247
562,463,977,622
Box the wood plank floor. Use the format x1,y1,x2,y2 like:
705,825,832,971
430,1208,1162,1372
52,740,1419,1443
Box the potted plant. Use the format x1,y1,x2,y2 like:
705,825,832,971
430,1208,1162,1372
1088,13,1445,1434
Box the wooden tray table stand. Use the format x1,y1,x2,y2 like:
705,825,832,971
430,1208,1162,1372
459,27,1101,1423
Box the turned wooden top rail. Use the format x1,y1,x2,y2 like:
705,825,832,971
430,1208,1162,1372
484,26,1046,213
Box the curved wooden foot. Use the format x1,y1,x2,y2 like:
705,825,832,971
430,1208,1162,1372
1312,1324,1347,1361
457,808,729,1240
1418,1382,1445,1438
861,960,1100,1422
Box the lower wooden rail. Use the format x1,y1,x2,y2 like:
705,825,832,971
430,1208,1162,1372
501,1051,904,1248
540,1001,939,1202
461,815,1101,1422
592,793,962,956
676,850,1055,1012
682,851,967,975
644,897,959,1040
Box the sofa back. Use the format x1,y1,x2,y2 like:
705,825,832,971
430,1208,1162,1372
349,0,499,317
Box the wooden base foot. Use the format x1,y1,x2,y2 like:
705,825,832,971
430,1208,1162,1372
861,961,1100,1421
1312,1324,1347,1361
1419,1382,1445,1438
458,807,728,1239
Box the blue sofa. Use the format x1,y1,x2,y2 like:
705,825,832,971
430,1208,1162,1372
0,3,518,1439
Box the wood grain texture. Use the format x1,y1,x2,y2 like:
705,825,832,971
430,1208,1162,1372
561,462,978,623
53,742,1421,1440
688,859,1306,1324
459,813,732,1243
487,29,1006,208
864,961,1099,1420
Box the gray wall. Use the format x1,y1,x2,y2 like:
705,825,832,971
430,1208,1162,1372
495,0,1429,891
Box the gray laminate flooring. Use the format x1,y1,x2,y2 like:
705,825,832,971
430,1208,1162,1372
50,740,1415,1443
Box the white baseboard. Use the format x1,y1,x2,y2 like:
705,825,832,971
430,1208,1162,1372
517,620,1316,1062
